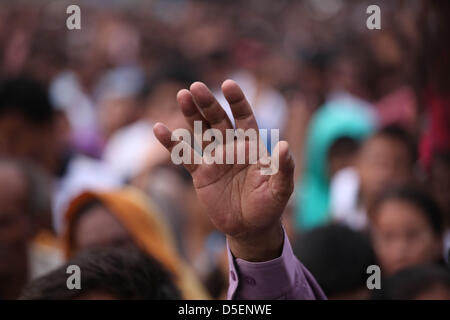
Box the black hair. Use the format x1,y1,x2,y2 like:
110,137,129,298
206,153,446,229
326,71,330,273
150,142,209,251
328,136,360,161
369,185,444,235
372,124,417,164
139,62,198,103
294,224,377,297
0,77,54,124
370,265,450,300
20,246,181,300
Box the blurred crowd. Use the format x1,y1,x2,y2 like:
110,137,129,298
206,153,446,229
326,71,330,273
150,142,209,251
0,0,449,300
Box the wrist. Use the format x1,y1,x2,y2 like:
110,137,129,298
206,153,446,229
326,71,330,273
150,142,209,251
227,222,284,262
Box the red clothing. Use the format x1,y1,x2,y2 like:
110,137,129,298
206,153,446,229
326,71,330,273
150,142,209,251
420,90,450,169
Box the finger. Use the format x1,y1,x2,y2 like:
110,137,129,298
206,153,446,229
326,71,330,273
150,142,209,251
221,79,259,132
177,89,208,152
177,89,208,131
189,82,233,135
268,141,294,204
153,122,199,174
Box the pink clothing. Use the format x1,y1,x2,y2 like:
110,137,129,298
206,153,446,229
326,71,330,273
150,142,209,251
227,231,327,300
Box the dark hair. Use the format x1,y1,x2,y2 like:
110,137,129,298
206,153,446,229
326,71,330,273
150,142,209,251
369,186,444,235
372,125,417,164
72,198,105,220
0,77,54,124
328,136,360,161
20,246,181,300
371,265,450,300
139,62,198,103
294,224,377,297
0,157,51,221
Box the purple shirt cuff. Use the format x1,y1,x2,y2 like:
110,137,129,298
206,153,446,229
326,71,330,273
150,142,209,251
227,230,326,300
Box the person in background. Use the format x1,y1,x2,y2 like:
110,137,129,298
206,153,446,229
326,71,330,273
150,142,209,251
0,78,61,175
0,76,124,234
0,158,62,299
103,63,196,181
331,125,416,231
94,66,146,144
62,187,209,299
21,246,181,300
294,224,377,299
368,186,444,276
417,0,450,179
294,100,375,230
371,265,450,300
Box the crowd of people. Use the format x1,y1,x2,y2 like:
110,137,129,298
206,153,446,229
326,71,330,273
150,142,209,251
0,0,449,300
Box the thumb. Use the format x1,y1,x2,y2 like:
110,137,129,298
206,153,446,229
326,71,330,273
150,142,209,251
269,140,295,204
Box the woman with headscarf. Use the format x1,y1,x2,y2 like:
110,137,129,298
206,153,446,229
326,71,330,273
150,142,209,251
62,187,209,299
295,97,376,230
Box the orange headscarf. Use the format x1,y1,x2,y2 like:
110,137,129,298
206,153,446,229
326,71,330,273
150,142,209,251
62,187,209,299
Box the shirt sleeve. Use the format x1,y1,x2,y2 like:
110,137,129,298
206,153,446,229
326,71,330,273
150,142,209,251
227,230,327,300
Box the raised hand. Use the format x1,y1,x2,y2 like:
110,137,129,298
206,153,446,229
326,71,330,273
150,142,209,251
153,80,294,261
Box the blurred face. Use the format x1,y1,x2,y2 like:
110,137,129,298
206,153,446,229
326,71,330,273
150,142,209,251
327,137,359,178
72,204,132,254
357,136,412,204
98,96,138,140
0,163,32,277
0,113,58,174
371,199,442,275
145,81,186,129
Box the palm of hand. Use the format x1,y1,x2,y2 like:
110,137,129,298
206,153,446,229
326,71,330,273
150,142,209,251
193,156,283,238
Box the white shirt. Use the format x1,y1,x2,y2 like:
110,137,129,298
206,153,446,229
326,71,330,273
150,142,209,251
102,120,157,180
330,167,368,231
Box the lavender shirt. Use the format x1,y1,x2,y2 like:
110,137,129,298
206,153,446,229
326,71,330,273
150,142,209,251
227,231,327,300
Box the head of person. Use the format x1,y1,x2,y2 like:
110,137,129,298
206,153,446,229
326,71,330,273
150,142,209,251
64,187,179,270
296,101,374,229
326,40,374,100
95,68,146,140
140,62,197,126
62,187,208,299
0,158,50,299
20,246,181,300
357,125,416,206
327,136,361,179
368,186,444,276
304,102,375,184
371,265,450,300
294,224,377,299
0,77,59,174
